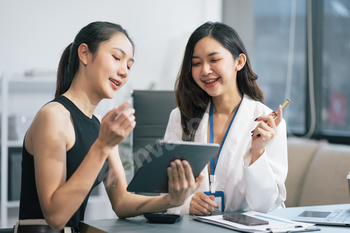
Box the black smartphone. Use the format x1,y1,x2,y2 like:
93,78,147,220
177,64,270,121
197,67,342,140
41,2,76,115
222,213,269,226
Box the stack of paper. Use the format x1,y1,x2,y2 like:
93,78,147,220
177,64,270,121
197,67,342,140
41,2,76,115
193,211,319,232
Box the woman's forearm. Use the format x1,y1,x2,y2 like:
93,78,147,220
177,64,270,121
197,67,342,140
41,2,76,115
111,193,174,218
40,140,111,230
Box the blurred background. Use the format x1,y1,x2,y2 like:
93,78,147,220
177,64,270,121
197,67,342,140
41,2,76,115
0,0,349,228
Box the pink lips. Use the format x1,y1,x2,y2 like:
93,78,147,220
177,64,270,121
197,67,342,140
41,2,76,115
202,77,220,87
109,78,122,90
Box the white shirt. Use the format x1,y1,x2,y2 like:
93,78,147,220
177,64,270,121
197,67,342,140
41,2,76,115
164,95,288,214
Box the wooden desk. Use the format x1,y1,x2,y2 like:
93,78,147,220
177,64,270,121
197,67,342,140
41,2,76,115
80,204,350,233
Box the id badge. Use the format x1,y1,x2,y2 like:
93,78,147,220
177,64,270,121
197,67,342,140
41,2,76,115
204,191,225,212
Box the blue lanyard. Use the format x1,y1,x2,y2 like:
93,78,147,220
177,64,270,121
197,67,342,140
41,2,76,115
209,95,243,175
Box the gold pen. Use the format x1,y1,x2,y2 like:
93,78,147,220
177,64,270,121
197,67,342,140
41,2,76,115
252,99,290,140
272,99,290,119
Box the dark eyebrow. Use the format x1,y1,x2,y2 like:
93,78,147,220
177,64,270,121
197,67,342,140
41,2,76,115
208,52,221,56
112,47,135,63
192,52,221,59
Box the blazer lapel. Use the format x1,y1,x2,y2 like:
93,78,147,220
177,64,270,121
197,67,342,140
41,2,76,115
214,96,256,191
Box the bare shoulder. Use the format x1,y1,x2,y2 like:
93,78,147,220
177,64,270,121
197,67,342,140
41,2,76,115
32,101,71,128
26,101,73,153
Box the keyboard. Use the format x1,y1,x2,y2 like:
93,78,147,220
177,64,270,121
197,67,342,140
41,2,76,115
325,209,350,223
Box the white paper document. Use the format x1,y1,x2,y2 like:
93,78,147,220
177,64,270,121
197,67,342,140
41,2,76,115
193,211,319,232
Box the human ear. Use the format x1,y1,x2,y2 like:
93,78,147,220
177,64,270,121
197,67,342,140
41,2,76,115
77,43,90,66
236,53,246,71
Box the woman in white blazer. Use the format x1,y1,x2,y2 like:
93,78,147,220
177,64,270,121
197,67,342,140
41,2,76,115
164,22,288,215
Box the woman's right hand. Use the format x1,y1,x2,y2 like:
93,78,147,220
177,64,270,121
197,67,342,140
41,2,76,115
189,192,218,215
166,159,204,207
98,100,136,148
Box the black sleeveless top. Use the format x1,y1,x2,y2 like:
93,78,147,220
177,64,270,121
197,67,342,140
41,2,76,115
19,95,107,230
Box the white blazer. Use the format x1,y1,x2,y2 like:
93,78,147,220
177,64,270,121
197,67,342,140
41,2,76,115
164,95,288,215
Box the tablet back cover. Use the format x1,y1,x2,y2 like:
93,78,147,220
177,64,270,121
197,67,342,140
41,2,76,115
127,140,219,193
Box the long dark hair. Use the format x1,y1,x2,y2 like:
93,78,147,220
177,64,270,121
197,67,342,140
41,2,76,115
175,21,264,141
55,21,134,97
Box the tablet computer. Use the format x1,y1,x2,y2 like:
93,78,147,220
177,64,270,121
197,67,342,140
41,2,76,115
127,140,219,193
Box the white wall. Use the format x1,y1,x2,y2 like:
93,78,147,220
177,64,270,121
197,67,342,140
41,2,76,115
0,0,222,115
0,0,222,225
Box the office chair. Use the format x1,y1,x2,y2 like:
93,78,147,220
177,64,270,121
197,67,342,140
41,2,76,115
0,229,13,233
131,90,176,175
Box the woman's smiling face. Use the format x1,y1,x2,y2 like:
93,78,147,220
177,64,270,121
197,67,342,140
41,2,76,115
191,36,240,98
85,32,134,99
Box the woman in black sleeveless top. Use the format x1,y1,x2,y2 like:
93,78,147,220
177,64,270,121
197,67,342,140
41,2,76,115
18,21,204,232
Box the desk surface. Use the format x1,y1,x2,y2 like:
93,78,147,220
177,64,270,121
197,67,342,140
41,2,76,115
80,204,350,233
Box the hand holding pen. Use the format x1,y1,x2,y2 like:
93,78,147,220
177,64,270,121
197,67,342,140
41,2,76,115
252,99,290,140
250,99,290,165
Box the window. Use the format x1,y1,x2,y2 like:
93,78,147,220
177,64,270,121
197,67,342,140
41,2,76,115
223,0,350,144
252,0,307,135
321,0,350,138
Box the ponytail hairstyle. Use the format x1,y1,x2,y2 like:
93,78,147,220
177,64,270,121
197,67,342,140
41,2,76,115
55,21,134,97
175,21,264,141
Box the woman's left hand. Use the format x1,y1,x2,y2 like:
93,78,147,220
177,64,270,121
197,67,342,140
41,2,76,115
166,159,204,207
250,105,283,165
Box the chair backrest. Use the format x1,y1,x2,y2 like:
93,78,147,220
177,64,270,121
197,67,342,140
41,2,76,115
285,138,321,207
286,137,350,207
132,90,176,174
298,143,350,206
